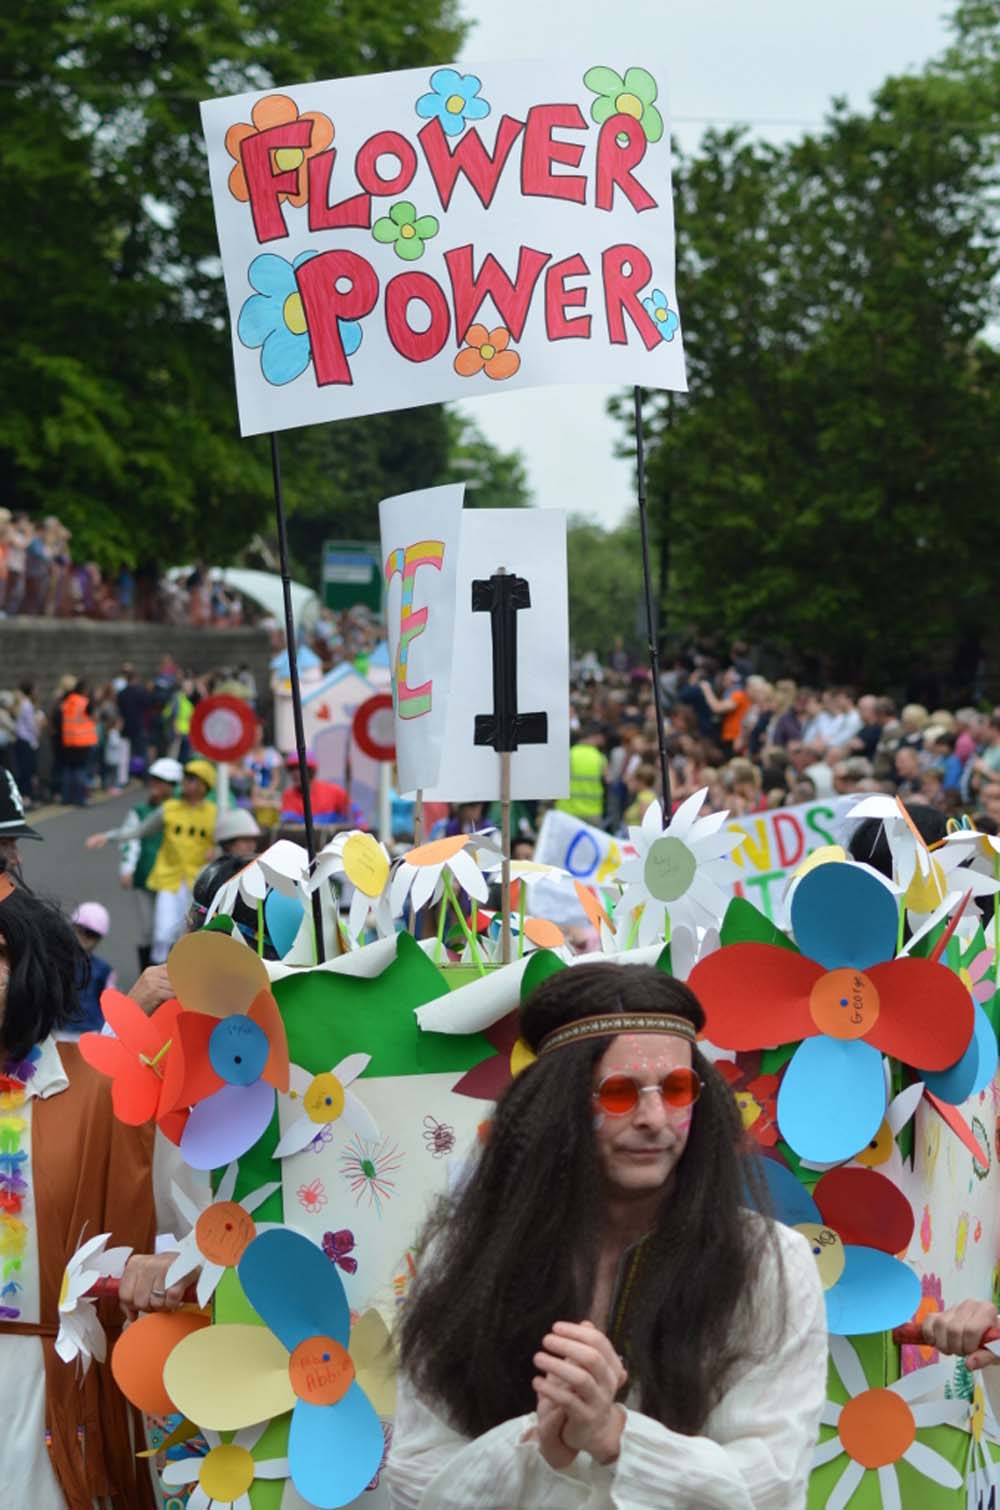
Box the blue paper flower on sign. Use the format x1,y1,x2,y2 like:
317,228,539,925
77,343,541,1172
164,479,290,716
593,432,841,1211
415,68,490,136
238,252,363,386
760,1160,920,1335
163,1229,385,1509
641,288,679,341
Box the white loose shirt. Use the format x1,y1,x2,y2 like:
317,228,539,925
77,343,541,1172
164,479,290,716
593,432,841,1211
387,1223,827,1510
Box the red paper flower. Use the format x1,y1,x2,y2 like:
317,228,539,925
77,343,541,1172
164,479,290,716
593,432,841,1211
79,991,183,1128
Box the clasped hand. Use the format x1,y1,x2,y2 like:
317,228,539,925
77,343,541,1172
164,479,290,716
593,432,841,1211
530,1319,627,1469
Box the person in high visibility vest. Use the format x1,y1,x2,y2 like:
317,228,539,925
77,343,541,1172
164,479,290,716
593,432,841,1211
59,681,98,807
555,725,608,822
86,758,217,962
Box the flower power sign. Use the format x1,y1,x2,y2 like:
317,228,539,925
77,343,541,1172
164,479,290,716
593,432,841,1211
200,59,686,435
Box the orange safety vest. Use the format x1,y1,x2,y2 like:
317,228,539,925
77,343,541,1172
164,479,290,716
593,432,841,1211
61,692,98,748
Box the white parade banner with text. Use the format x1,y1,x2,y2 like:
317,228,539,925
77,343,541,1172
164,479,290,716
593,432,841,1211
536,797,855,924
201,58,686,435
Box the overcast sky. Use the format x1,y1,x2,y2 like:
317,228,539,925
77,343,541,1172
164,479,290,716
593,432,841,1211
453,0,954,525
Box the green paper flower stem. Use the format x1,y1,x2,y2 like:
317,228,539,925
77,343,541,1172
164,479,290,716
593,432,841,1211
257,899,265,958
434,890,448,964
442,872,486,975
626,906,641,951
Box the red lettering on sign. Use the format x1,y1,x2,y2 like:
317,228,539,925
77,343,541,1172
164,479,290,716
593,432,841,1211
241,120,313,243
385,272,451,362
419,116,525,211
355,131,419,196
307,151,371,232
772,813,806,871
445,245,551,344
544,253,592,340
296,251,379,385
602,244,660,348
520,104,587,204
595,115,658,214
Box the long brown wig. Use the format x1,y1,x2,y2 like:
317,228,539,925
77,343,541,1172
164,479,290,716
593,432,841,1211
399,963,787,1438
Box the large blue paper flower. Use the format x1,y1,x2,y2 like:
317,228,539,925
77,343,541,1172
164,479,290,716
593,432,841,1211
163,1229,385,1509
415,69,490,136
238,252,363,386
641,287,679,341
690,862,975,1165
761,1160,920,1335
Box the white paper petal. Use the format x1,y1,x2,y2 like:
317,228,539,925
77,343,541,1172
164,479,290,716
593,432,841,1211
826,1458,865,1510
273,1115,319,1159
877,1464,902,1510
342,1089,381,1144
447,847,491,905
900,1439,963,1489
829,1335,868,1398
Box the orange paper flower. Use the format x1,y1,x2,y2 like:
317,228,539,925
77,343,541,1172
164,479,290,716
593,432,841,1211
454,324,520,381
225,94,334,207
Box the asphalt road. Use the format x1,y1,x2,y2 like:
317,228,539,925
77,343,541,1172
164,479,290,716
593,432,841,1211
22,787,145,990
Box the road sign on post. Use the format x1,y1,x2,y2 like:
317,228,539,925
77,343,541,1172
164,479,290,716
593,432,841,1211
322,541,382,614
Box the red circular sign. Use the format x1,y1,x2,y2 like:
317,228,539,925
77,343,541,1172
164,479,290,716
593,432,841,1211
352,693,395,763
190,695,257,762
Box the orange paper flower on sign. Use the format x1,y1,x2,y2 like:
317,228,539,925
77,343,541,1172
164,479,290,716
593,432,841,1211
454,325,520,381
225,94,334,207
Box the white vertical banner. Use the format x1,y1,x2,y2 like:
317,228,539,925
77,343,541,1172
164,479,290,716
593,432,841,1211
426,508,570,802
379,484,465,793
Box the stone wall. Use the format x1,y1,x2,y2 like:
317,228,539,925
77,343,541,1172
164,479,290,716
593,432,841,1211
0,618,272,704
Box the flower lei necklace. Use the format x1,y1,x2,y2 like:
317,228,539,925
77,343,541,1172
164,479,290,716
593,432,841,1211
0,1046,40,1321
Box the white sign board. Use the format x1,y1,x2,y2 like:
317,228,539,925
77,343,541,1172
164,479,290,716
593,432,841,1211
200,58,686,434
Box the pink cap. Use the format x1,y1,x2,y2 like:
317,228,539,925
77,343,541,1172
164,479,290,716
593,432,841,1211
72,901,110,937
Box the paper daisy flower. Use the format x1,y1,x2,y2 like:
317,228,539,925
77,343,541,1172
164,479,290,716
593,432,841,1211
274,1054,379,1159
163,1229,385,1509
961,1349,1000,1505
161,1421,289,1509
206,839,311,921
612,788,745,946
850,795,1000,921
389,833,491,917
813,1334,963,1503
164,1161,280,1307
311,832,394,942
55,1232,133,1370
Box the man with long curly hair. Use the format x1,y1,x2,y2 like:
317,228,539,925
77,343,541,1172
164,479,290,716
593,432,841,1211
388,964,828,1508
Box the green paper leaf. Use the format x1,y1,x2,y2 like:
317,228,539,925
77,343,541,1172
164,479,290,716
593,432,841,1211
642,103,664,143
520,948,567,1000
372,216,399,243
583,65,624,97
394,235,425,261
720,897,798,952
413,214,440,240
389,199,417,226
654,941,673,975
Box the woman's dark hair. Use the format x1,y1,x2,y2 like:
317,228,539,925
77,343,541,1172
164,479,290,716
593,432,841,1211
399,963,786,1438
0,890,85,1059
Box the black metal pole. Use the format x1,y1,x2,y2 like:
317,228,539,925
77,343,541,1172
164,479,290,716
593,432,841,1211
270,432,326,962
633,386,673,822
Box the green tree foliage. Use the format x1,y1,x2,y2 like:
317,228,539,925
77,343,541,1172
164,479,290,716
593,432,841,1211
566,516,645,656
0,0,467,568
628,14,1000,685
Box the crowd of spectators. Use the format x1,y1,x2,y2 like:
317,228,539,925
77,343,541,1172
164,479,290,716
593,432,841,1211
0,657,262,808
566,648,1000,835
0,513,248,624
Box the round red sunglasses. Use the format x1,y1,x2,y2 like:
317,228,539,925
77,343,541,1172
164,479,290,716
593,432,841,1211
592,1068,702,1117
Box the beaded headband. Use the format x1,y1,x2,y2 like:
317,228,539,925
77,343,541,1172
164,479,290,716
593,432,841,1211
536,1012,697,1057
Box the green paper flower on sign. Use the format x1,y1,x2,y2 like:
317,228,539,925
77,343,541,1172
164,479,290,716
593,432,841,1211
583,65,663,144
372,201,440,261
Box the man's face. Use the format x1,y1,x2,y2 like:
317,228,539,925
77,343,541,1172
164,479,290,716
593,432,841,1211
225,836,258,859
592,1032,695,1199
982,784,1000,824
148,779,172,805
182,775,207,803
74,925,101,955
896,749,919,780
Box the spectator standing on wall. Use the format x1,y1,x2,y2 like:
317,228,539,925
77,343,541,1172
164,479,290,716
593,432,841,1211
12,682,42,804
